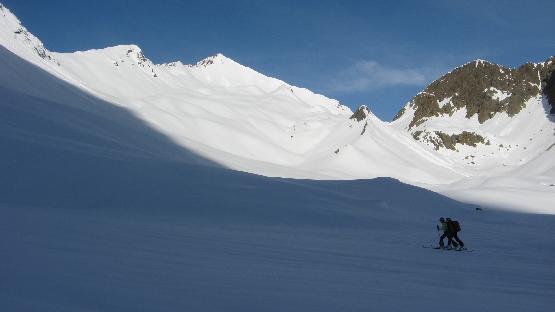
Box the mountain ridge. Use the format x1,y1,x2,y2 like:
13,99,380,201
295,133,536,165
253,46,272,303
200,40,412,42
393,57,554,127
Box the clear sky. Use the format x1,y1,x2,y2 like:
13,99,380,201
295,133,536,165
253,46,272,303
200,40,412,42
3,0,554,120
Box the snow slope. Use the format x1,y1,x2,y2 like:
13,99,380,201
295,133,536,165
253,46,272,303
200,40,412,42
52,45,463,183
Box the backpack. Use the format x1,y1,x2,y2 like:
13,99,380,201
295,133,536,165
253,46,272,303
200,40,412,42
451,220,461,232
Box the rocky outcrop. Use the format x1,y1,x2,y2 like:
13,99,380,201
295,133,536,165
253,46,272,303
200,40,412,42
395,57,555,128
1,4,58,65
413,131,489,151
542,57,555,114
545,73,555,114
391,56,555,151
350,105,368,122
111,47,158,78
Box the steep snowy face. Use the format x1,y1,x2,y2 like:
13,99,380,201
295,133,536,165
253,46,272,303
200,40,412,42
0,4,58,68
50,45,360,175
56,46,351,112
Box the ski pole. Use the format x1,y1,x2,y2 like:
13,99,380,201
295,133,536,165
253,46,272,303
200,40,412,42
435,225,441,247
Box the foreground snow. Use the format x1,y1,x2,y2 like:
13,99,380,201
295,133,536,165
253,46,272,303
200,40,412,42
2,194,554,311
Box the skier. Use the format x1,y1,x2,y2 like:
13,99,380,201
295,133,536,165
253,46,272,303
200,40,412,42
446,218,464,249
437,217,455,249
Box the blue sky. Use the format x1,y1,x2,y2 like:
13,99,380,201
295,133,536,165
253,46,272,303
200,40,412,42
3,0,554,120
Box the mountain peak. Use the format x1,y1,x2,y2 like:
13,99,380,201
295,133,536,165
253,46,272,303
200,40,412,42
90,44,141,54
196,53,236,67
390,55,555,155
393,56,548,129
472,59,491,67
455,59,500,71
123,45,149,63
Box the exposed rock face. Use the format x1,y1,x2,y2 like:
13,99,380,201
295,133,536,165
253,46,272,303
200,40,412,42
394,58,555,128
436,131,489,150
350,105,368,122
2,7,58,65
546,73,555,114
392,56,555,151
542,57,555,114
412,131,488,151
115,47,158,78
197,54,227,67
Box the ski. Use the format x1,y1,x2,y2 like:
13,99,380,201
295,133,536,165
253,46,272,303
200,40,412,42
454,248,473,252
422,245,442,249
422,245,473,252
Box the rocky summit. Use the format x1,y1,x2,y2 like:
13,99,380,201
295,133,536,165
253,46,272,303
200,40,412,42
394,57,555,128
391,57,554,155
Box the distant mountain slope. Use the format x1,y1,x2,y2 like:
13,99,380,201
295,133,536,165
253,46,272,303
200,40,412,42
392,58,554,152
390,56,555,170
0,45,218,166
394,59,554,127
389,57,555,213
0,3,455,183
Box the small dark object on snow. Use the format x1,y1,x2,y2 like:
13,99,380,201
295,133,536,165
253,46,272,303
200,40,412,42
475,207,483,211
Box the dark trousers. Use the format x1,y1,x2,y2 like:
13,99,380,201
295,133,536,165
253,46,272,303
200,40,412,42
439,232,456,247
451,232,464,247
440,232,464,248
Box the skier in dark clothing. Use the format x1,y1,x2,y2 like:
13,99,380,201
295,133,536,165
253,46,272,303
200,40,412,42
437,217,465,250
437,217,455,249
446,218,464,249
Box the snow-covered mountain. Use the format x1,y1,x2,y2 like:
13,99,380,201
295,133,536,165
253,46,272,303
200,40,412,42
0,4,457,181
1,4,554,213
392,58,554,158
391,58,555,212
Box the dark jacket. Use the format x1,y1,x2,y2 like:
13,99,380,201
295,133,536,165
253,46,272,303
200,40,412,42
446,221,456,234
